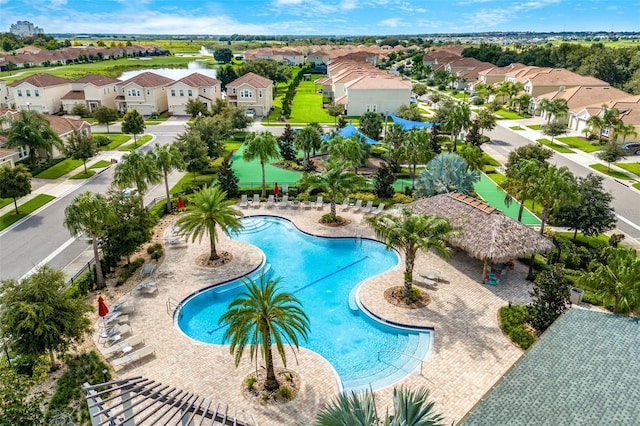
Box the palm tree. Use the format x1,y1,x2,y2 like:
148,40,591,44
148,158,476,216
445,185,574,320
414,152,480,197
64,192,114,288
580,246,640,314
512,93,532,114
5,110,63,163
502,159,546,223
294,125,322,167
367,209,457,299
152,143,185,212
219,274,310,391
393,130,434,189
299,159,365,222
585,115,604,141
495,81,523,110
529,163,577,236
113,150,161,207
175,185,242,261
444,103,471,152
243,131,280,197
536,98,568,124
613,121,638,143
316,386,445,426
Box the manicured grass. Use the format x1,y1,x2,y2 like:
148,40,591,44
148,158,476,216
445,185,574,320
35,158,84,179
486,171,507,185
289,76,334,123
510,126,525,130
553,231,610,249
90,160,112,169
589,163,634,180
482,152,501,166
495,110,526,120
536,138,575,153
0,198,12,209
69,170,96,179
101,135,131,150
118,135,153,151
170,172,216,194
0,194,56,231
614,162,640,177
557,136,601,153
527,124,542,130
633,182,640,191
144,115,169,124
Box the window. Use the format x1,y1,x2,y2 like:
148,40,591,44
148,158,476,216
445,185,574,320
232,88,236,95
203,88,207,93
34,89,39,97
17,146,28,159
240,90,252,98
179,89,184,97
25,89,31,97
17,89,22,97
146,89,150,95
366,104,378,112
258,89,263,98
171,89,176,97
187,90,192,97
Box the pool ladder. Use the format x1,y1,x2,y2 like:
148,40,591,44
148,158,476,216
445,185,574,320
166,297,183,319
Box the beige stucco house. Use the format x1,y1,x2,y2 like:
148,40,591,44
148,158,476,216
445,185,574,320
7,73,72,114
342,74,412,116
115,72,173,116
61,74,120,113
166,73,221,116
522,68,609,97
571,95,640,141
225,72,273,117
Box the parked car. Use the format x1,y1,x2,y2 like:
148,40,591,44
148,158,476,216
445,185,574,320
622,142,640,155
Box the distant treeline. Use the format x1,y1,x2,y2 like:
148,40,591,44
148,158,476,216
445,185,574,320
462,42,640,94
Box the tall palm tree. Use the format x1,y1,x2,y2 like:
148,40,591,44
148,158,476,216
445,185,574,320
367,209,457,299
113,150,161,207
444,103,471,152
175,185,242,261
613,121,638,143
219,274,310,391
299,159,365,222
580,246,640,314
502,159,546,223
537,98,568,124
585,114,604,141
495,81,524,110
315,386,445,426
5,110,63,163
393,129,434,189
152,143,185,212
243,131,280,197
64,192,114,288
294,125,322,167
529,163,577,236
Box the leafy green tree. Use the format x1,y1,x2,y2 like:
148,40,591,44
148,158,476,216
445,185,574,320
121,109,146,145
596,142,627,171
64,129,97,173
394,129,435,189
580,246,640,314
239,59,291,83
219,274,309,391
541,120,568,145
299,159,365,222
530,163,577,235
527,265,571,334
277,125,297,161
214,47,233,63
174,131,209,180
459,144,485,171
505,143,553,169
178,115,231,158
327,103,345,128
412,83,428,96
367,209,456,300
294,125,322,169
415,152,480,197
395,104,423,122
385,123,406,152
536,98,569,124
0,367,45,426
218,64,239,90
216,158,240,199
5,110,63,163
243,131,280,197
554,174,616,240
503,159,546,223
92,106,119,135
113,150,161,204
475,108,497,135
359,112,384,140
0,266,91,368
444,103,471,152
463,121,482,147
0,164,31,214
70,103,90,118
324,135,369,173
495,81,524,109
511,93,531,113
151,143,185,212
374,164,396,199
185,98,209,118
64,192,114,288
175,185,242,261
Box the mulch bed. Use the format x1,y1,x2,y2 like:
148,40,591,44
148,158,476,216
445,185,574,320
242,368,301,405
384,286,431,309
195,251,233,268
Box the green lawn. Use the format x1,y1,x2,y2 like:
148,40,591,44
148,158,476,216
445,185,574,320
486,171,507,185
633,182,640,191
589,163,635,180
118,135,153,151
536,138,575,153
482,152,501,167
100,135,131,150
170,172,216,194
510,126,525,131
614,162,640,177
495,110,526,120
553,231,610,249
35,158,84,179
70,170,96,179
144,115,170,125
90,160,112,169
557,136,601,153
289,76,334,123
0,198,12,209
0,194,56,231
527,124,542,130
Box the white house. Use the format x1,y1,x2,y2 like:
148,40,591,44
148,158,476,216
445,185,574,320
225,72,273,117
7,73,72,114
342,74,412,116
115,72,173,116
61,74,120,113
166,73,221,116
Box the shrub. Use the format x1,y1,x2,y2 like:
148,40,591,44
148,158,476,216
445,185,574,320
392,193,413,204
471,96,485,106
278,386,292,399
499,305,536,350
147,243,164,260
116,257,145,286
246,376,257,390
94,135,111,147
65,269,95,298
320,213,343,224
403,286,422,304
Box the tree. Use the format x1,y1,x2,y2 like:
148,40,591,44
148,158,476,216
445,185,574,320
393,129,434,189
5,110,63,163
495,81,523,109
64,129,97,173
327,103,345,128
240,59,291,84
505,143,553,169
0,266,91,368
299,159,365,222
70,103,90,118
121,109,145,145
527,265,571,334
243,131,280,198
113,150,161,206
585,114,605,141
294,125,322,169
511,93,531,113
175,185,242,261
218,64,239,90
217,158,240,199
444,103,471,151
554,174,616,240
64,192,114,288
395,104,423,122
459,144,485,171
580,246,640,314
152,143,185,212
475,108,497,135
92,106,119,135
503,159,546,223
219,274,309,392
214,47,233,64
185,98,209,118
385,123,406,152
0,367,45,426
412,83,428,96
277,125,297,161
367,210,456,300
463,121,482,146
325,135,369,173
415,152,480,197
0,165,31,214
179,115,232,158
374,164,396,199
530,163,577,235
613,121,638,143
174,131,209,180
359,112,383,140
536,98,568,124
596,142,627,171
541,120,568,145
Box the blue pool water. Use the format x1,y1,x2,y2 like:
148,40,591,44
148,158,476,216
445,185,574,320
177,216,433,391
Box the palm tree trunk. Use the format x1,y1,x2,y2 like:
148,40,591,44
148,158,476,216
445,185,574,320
260,161,267,198
518,202,524,222
209,232,219,260
264,333,279,391
92,236,105,289
163,169,172,212
614,295,619,314
330,199,337,221
404,255,415,299
48,348,56,370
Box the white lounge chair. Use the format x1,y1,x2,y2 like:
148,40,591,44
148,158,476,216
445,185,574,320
266,194,275,208
277,194,289,209
352,199,363,212
239,194,248,208
111,345,155,369
140,263,155,278
291,200,300,209
102,335,144,358
414,276,437,288
340,197,350,211
369,203,385,216
315,196,324,210
251,194,260,208
112,304,135,315
105,314,129,327
361,201,374,214
303,200,312,210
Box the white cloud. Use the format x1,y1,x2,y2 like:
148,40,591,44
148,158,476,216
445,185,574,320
380,18,401,27
50,0,67,7
274,0,304,4
341,0,358,10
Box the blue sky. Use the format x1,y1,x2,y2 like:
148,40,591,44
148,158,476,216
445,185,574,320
1,0,638,35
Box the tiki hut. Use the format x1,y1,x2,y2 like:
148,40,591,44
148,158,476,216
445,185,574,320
409,193,553,280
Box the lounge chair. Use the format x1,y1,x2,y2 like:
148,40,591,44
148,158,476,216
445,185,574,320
484,273,500,286
370,203,385,216
361,201,374,214
140,263,155,278
105,314,129,327
251,194,260,208
266,194,275,208
111,345,155,369
315,196,324,210
303,200,312,210
101,335,144,358
415,276,437,288
100,324,133,344
136,279,157,295
352,199,363,213
239,194,248,208
423,270,447,282
340,197,350,211
291,200,300,209
112,304,135,315
277,194,289,209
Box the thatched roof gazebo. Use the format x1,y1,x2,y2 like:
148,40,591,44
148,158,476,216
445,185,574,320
409,193,553,281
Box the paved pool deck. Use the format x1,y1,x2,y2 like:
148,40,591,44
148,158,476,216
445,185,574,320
94,203,531,425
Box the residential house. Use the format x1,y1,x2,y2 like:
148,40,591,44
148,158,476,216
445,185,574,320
341,74,412,117
225,72,273,117
476,63,527,86
522,68,609,98
7,73,72,113
166,73,222,116
115,72,174,116
243,48,305,65
0,108,19,167
572,95,640,141
307,50,331,67
444,57,493,90
61,74,120,113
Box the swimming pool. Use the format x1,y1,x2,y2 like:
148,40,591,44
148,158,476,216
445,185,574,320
176,216,433,391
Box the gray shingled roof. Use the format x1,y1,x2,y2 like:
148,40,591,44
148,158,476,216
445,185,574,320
461,308,640,426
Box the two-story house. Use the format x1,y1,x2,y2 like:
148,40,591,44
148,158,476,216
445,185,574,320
7,73,72,113
225,72,273,117
61,74,120,113
166,73,222,116
115,72,173,116
342,74,412,117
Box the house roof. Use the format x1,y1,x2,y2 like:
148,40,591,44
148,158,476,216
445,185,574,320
345,74,412,90
461,308,640,426
8,73,70,87
73,74,120,86
118,71,174,88
409,193,552,263
61,90,86,100
540,85,630,112
526,68,609,87
171,72,220,87
227,72,272,88
45,115,87,135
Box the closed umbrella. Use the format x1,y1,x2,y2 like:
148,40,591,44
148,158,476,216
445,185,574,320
177,196,185,210
273,182,280,201
98,296,109,328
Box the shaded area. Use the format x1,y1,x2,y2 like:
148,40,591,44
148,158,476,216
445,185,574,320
390,114,438,130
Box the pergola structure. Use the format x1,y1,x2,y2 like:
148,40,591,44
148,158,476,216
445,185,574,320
83,376,256,426
409,193,554,281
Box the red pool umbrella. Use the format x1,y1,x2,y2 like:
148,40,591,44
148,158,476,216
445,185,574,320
177,196,185,210
274,182,280,196
98,296,109,317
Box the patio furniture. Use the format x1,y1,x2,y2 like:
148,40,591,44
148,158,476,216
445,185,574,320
291,201,300,209
484,273,500,286
415,275,437,288
352,199,363,213
136,280,158,295
303,200,312,210
361,201,374,214
111,345,155,369
239,194,248,208
277,194,289,209
266,194,275,208
251,194,260,208
101,335,144,358
370,203,385,216
315,196,324,210
340,197,350,211
140,263,155,278
423,270,447,282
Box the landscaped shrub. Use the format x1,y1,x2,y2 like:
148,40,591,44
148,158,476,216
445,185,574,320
392,193,413,204
147,243,164,260
65,269,95,298
116,257,145,286
499,305,536,350
94,135,111,147
149,199,168,223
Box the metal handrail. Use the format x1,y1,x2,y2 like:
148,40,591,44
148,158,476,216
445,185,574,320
166,297,183,319
377,350,425,376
